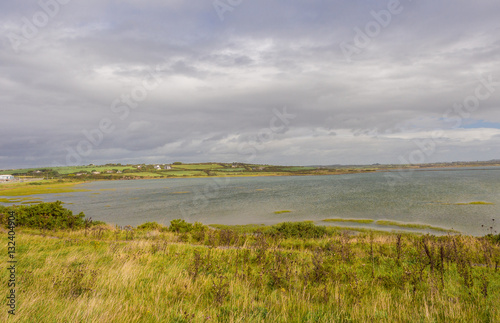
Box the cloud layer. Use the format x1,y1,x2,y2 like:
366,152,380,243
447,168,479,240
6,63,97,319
1,0,500,168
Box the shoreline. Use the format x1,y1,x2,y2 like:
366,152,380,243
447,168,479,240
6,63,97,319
1,163,499,197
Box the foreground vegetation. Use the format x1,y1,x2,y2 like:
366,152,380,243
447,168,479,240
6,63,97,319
1,203,499,322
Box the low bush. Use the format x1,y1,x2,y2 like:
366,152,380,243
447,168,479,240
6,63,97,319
137,221,163,231
169,219,208,233
169,219,193,233
486,233,500,245
267,221,327,239
0,201,86,230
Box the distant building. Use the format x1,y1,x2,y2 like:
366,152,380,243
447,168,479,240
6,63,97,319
155,165,161,170
0,175,14,181
92,171,101,175
164,165,172,170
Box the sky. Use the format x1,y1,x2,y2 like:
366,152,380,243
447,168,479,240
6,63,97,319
1,0,500,169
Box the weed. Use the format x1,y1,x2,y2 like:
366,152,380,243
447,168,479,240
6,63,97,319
53,265,98,298
209,267,230,305
188,250,203,282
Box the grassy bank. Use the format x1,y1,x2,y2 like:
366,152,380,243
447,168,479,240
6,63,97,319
2,218,499,322
0,180,88,197
375,220,460,233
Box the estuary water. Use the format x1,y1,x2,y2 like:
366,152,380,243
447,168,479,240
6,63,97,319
29,167,500,236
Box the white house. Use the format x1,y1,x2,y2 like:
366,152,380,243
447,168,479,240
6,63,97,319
0,175,14,181
164,165,172,170
155,165,161,170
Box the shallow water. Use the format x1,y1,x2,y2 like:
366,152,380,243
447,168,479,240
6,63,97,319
17,167,500,235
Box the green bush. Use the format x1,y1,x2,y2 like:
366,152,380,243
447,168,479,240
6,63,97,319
0,201,86,230
169,219,193,233
267,221,327,239
90,220,107,226
137,221,163,231
168,219,208,233
486,233,500,245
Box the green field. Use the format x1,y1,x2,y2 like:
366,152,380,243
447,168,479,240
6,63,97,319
0,166,133,175
0,163,375,181
279,166,317,171
0,181,89,196
1,219,499,322
171,164,225,170
165,170,207,177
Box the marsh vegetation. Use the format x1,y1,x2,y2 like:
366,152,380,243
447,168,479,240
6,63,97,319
1,203,499,322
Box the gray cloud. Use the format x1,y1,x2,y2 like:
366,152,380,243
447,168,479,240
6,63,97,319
1,0,499,169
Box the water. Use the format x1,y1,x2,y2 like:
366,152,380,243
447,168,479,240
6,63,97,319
18,167,500,235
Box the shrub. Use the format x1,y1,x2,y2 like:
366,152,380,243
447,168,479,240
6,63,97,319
169,219,193,233
267,221,327,239
486,233,500,245
137,221,163,231
0,201,86,230
90,220,107,226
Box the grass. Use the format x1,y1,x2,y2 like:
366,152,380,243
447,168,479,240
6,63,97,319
376,220,459,233
2,222,499,322
323,218,374,224
56,166,133,175
0,197,42,203
274,210,292,214
1,163,382,182
0,166,133,175
164,170,207,177
0,181,89,196
279,166,317,171
432,201,495,206
456,201,495,205
209,223,267,233
171,164,225,170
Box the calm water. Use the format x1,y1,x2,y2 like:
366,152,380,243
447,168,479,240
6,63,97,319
24,167,500,235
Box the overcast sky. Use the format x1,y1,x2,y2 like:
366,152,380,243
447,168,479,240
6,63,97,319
1,0,500,169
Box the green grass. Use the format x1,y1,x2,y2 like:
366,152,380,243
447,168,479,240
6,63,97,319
2,223,499,322
209,223,267,233
323,218,374,224
280,166,317,171
0,163,381,182
456,201,494,205
0,181,89,196
0,166,133,175
56,166,133,175
376,220,459,233
0,197,42,203
171,164,225,170
274,210,292,214
164,170,207,177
